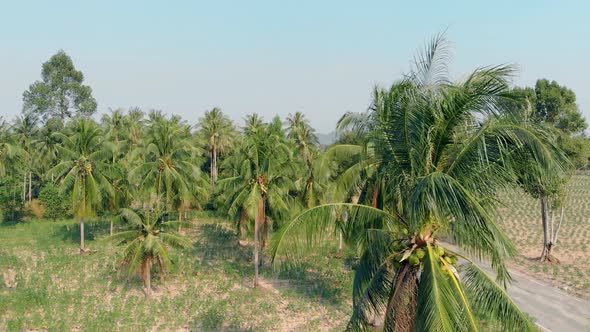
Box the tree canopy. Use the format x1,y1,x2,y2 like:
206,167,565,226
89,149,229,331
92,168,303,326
22,50,97,124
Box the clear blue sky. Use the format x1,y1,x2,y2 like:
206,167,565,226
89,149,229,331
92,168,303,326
1,0,588,132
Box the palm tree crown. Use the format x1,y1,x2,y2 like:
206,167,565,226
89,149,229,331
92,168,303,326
272,36,564,331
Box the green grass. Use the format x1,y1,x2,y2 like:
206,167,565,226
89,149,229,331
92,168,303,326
0,214,353,331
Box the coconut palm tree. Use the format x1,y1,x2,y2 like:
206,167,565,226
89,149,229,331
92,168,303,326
285,112,325,208
272,36,565,331
196,107,236,188
129,116,205,220
218,115,294,286
286,112,319,167
0,120,20,177
49,118,114,253
243,113,265,134
13,115,38,203
126,107,145,148
101,108,126,143
33,118,63,178
112,208,190,297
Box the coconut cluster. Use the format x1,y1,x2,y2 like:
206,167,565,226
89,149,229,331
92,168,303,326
394,244,458,269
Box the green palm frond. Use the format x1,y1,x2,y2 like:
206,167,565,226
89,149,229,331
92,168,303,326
415,244,467,332
271,203,399,265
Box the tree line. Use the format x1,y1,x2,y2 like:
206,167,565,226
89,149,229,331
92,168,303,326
0,37,588,331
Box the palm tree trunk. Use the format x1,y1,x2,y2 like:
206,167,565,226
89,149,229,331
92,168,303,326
254,197,265,287
211,146,218,187
238,209,247,238
22,172,26,202
80,219,85,254
371,186,380,208
178,207,182,232
384,264,418,331
540,196,554,262
28,172,32,203
337,231,343,257
144,256,153,297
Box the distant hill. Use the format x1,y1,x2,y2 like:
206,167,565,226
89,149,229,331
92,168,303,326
316,131,337,146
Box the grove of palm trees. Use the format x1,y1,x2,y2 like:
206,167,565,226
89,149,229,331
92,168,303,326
1,34,589,331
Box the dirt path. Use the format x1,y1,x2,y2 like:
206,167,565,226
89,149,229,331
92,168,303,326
482,264,590,331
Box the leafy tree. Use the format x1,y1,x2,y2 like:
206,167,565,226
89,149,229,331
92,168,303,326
272,36,564,331
559,135,590,169
196,108,236,188
510,80,586,260
48,118,114,253
218,115,294,286
533,79,586,134
113,208,190,297
38,182,66,220
22,50,97,124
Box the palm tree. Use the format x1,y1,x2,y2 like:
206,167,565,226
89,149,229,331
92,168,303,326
196,107,236,188
112,208,190,297
13,115,38,203
130,116,205,220
272,36,565,331
285,112,325,208
126,107,145,148
286,112,319,167
33,118,63,179
0,120,20,177
243,113,265,134
49,118,114,253
101,108,126,143
218,115,294,286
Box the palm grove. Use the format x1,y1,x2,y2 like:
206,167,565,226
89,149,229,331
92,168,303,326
1,38,589,331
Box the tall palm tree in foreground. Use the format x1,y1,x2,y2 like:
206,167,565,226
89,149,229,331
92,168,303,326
49,118,113,253
272,36,565,331
113,208,190,297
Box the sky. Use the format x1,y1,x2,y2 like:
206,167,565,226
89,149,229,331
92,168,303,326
0,0,589,133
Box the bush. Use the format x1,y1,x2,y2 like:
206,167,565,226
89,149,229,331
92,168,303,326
38,183,66,220
29,199,46,219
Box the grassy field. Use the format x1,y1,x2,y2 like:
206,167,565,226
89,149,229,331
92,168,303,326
0,214,353,331
498,173,590,298
2,174,589,331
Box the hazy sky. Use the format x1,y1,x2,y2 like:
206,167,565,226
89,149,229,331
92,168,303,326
1,1,588,133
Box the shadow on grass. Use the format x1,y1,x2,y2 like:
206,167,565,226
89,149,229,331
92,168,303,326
193,222,348,305
0,219,21,227
192,223,251,275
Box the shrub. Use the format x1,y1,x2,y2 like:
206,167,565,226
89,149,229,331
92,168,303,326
38,183,66,220
29,199,46,219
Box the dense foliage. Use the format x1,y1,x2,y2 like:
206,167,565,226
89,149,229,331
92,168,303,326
38,183,66,220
